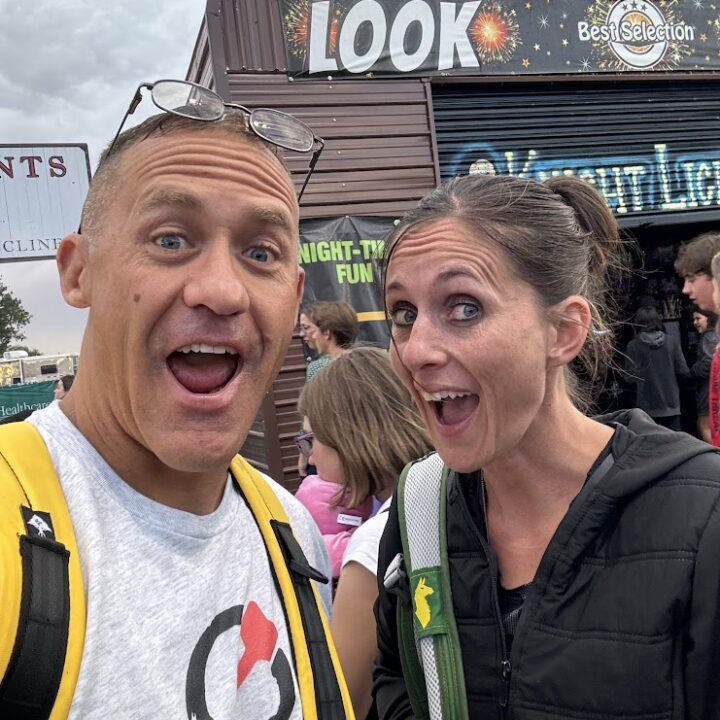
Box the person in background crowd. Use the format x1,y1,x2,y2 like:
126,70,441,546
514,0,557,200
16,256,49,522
375,173,720,718
691,308,717,442
623,306,689,431
300,301,358,380
298,347,432,720
294,456,373,587
297,300,360,479
675,231,720,312
708,251,720,446
54,374,75,400
0,86,348,718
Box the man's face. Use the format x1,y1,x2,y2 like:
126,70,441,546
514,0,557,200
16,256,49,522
58,130,303,474
682,272,716,311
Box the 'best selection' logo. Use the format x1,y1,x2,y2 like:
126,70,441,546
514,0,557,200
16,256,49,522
578,0,695,69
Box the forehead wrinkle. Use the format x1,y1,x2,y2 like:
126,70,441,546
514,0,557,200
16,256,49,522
122,136,297,210
388,221,504,294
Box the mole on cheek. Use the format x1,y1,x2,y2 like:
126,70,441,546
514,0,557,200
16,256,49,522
133,293,141,303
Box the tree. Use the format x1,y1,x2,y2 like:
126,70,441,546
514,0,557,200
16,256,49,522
8,345,42,357
0,278,32,355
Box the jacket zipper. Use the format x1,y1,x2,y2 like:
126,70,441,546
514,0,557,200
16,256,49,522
477,474,512,717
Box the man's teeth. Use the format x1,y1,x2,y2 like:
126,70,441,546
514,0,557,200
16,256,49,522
419,390,472,402
175,344,238,355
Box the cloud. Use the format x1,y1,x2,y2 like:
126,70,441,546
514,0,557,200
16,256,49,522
0,0,205,352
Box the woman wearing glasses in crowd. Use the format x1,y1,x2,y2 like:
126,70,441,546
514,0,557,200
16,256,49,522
298,347,431,720
375,174,720,718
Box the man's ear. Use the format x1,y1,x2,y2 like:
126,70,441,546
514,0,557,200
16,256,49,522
56,233,91,308
547,296,592,368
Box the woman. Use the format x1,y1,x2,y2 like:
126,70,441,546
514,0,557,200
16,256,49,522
623,306,689,431
691,307,718,442
375,174,720,718
298,347,431,719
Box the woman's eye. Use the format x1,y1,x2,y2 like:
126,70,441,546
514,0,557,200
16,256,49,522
449,302,480,322
155,234,187,251
244,245,275,263
389,306,417,327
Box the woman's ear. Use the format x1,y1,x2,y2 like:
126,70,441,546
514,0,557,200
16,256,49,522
56,233,91,308
547,296,592,368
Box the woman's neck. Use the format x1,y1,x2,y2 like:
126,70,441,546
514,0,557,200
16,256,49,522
482,396,613,533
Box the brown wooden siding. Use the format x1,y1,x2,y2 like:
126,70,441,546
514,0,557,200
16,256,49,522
226,73,437,218
186,17,215,89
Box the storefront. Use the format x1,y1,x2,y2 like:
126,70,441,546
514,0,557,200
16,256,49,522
188,0,720,484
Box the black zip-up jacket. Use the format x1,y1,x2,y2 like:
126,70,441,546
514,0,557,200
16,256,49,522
374,410,720,719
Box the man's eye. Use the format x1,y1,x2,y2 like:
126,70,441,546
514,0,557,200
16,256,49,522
244,246,275,263
155,234,187,251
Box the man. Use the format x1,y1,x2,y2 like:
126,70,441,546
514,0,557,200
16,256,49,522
0,87,347,718
300,301,358,381
675,231,720,311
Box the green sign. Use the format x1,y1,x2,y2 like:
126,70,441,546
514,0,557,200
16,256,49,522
0,381,55,420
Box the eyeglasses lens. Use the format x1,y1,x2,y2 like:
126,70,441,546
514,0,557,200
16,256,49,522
295,433,313,457
250,108,315,153
151,80,224,121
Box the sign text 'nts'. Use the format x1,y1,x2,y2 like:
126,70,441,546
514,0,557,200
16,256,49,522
0,155,67,180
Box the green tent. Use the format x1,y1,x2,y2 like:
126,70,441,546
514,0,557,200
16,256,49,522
0,381,56,421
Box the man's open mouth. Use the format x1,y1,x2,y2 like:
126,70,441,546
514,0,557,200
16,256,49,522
166,344,241,394
419,389,480,426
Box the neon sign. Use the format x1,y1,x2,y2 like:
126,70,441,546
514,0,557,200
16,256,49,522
449,142,720,215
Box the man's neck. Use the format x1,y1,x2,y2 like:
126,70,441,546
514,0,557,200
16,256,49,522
60,394,229,515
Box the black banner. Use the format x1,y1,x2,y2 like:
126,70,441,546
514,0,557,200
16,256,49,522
300,215,394,346
279,0,719,77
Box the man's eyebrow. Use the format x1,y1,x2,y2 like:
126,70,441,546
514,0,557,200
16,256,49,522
251,206,294,233
136,189,203,215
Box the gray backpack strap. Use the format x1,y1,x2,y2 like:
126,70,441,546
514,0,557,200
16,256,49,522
395,454,469,720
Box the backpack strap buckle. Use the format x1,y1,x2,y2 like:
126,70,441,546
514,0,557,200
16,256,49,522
384,552,411,605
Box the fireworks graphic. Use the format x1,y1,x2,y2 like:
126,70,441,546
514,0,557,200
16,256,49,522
584,0,691,71
284,0,341,60
470,3,521,63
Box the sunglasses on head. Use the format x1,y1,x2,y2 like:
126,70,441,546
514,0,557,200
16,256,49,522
294,431,314,458
106,79,324,202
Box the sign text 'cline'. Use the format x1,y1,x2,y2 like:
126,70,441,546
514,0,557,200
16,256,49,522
309,0,482,74
0,145,91,262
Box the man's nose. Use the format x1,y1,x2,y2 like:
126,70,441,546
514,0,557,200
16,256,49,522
682,278,692,295
182,243,250,315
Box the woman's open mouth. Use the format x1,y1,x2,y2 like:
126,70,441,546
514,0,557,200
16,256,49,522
166,344,241,394
419,389,480,426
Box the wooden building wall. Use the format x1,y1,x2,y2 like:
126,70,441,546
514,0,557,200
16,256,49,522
187,0,439,488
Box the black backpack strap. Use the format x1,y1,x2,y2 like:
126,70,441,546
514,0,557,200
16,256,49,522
0,510,70,720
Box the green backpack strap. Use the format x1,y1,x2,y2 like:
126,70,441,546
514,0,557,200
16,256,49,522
394,453,469,720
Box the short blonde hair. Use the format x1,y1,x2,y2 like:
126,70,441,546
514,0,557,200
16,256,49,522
298,347,432,506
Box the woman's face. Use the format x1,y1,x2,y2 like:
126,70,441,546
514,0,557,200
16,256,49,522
299,313,320,351
385,218,555,473
304,418,345,485
693,312,709,333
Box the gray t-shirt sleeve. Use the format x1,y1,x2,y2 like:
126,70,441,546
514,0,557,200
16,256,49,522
262,473,333,615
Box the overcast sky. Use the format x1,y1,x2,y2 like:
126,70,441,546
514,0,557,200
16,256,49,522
0,0,205,354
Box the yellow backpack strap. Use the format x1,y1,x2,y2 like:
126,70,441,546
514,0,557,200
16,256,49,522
0,422,86,720
230,455,355,720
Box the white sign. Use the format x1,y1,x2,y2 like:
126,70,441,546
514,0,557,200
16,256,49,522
0,144,91,262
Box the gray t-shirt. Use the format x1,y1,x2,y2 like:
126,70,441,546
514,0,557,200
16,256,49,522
29,403,330,720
